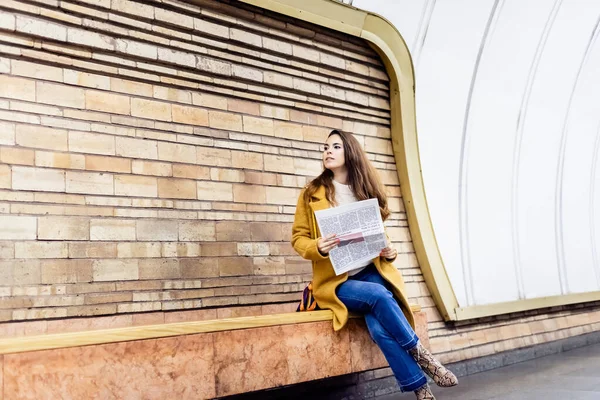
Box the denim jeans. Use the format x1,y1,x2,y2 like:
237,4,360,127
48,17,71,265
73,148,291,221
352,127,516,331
336,264,427,392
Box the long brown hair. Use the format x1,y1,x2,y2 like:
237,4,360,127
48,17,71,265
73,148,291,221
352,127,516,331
304,130,391,221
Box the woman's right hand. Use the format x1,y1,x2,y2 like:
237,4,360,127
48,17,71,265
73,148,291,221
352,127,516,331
317,234,339,255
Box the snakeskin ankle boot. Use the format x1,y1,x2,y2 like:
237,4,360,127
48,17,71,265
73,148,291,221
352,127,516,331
414,383,436,400
409,343,458,387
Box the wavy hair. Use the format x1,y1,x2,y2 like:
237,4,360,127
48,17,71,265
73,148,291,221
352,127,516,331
304,130,390,221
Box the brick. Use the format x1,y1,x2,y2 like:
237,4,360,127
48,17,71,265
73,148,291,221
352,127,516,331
232,65,263,82
192,92,228,110
194,18,229,38
1,146,34,167
12,166,65,192
233,184,266,204
250,222,285,241
16,15,66,41
264,154,295,174
136,219,178,241
243,116,273,136
197,181,232,201
292,45,319,62
261,105,289,121
0,75,36,101
15,242,68,259
210,168,244,182
69,242,117,258
172,104,209,126
197,147,231,167
158,178,197,199
0,164,10,189
66,171,113,195
263,37,292,55
237,243,270,256
67,28,115,50
12,59,63,82
114,175,157,197
0,10,15,31
117,242,161,258
161,242,200,258
173,164,210,179
131,98,171,122
64,70,110,90
115,39,157,59
109,77,154,97
219,257,253,277
228,99,259,116
0,216,37,240
231,150,263,170
180,258,219,278
86,90,131,115
0,260,41,285
266,186,298,205
116,137,158,160
38,216,90,240
179,221,215,241
41,259,92,284
92,260,139,281
155,7,193,28
158,48,195,67
302,125,330,143
132,160,171,176
197,56,231,75
35,151,85,170
230,28,261,47
139,259,180,280
36,82,85,108
264,71,293,88
215,221,250,241
90,219,136,241
84,293,132,305
158,142,196,164
244,171,277,185
154,86,192,104
0,121,15,145
86,155,131,173
209,111,243,132
69,131,115,155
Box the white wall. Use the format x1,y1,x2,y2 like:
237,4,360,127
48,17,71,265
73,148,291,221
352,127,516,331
353,0,600,307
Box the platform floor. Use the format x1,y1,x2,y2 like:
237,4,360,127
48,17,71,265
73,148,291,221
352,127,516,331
381,342,600,400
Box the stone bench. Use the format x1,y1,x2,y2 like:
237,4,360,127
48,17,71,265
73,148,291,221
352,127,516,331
0,306,428,399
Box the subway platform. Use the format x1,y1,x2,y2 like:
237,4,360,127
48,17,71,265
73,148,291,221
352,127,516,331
385,342,600,400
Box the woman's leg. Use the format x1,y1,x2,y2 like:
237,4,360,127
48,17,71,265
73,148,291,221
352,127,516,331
336,277,418,350
363,312,427,392
337,267,457,389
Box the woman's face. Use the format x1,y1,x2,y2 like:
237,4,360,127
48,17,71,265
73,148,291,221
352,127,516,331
323,134,345,171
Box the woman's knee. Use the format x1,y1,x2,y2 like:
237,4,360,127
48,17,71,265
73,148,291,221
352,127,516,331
370,284,394,304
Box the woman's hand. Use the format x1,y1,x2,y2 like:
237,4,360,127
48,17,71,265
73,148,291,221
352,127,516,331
317,234,339,255
380,245,397,260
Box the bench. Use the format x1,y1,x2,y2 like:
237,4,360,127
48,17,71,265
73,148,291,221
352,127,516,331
0,305,428,399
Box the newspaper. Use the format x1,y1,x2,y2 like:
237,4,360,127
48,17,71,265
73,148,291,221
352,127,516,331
314,198,387,276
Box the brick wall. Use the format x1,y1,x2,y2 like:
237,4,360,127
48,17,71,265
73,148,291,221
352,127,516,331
0,0,411,328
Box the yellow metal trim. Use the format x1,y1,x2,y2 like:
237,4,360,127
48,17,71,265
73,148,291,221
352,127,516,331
0,305,421,355
455,291,600,320
233,0,460,320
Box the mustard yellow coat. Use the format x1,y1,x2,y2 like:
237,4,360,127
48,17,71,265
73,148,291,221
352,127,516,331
291,186,415,331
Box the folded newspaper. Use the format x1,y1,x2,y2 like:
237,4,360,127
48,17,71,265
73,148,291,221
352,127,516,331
315,198,387,276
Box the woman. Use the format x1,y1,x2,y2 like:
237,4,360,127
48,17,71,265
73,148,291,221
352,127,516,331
291,130,457,400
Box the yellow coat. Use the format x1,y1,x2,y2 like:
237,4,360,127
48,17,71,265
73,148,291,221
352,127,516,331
291,185,415,331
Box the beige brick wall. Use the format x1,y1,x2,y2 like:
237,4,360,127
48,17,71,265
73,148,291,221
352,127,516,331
1,0,599,373
0,0,402,324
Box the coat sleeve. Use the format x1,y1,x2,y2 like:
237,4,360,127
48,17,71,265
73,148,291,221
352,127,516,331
291,190,329,262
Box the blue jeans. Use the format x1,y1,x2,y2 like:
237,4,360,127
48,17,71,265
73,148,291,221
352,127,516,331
336,264,427,392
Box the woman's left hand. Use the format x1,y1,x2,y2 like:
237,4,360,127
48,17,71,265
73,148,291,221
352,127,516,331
380,245,397,260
